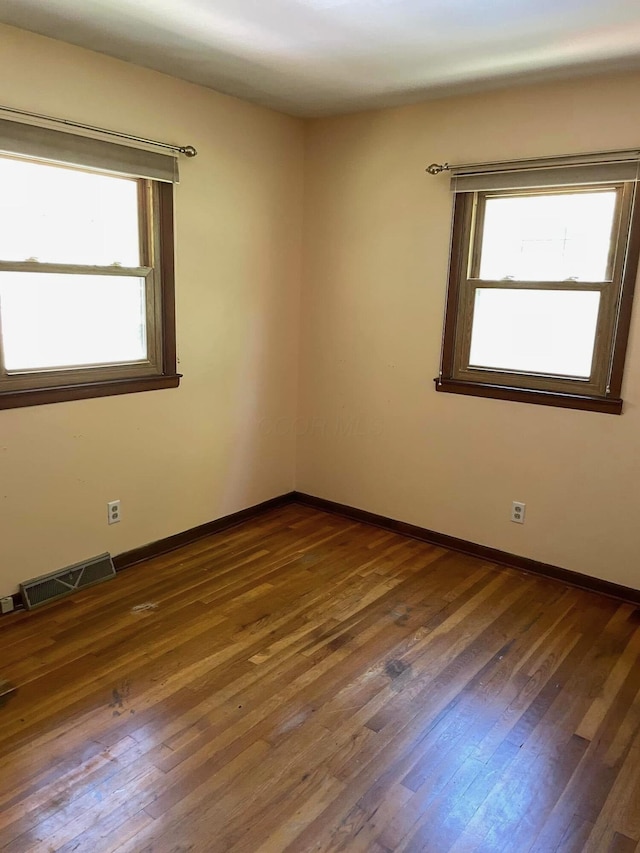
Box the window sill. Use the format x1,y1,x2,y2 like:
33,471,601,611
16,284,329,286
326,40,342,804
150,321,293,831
0,373,182,410
434,377,622,414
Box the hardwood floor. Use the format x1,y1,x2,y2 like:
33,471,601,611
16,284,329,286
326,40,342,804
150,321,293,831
1,503,640,852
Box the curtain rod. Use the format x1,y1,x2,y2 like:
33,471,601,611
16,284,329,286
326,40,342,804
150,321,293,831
0,104,197,158
426,147,640,176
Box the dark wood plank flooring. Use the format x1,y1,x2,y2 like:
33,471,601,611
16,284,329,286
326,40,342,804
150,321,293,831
1,503,640,852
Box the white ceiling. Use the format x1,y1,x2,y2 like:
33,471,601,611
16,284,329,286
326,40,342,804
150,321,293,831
1,0,640,116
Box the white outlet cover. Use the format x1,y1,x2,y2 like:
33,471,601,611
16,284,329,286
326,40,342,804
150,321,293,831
0,596,15,614
511,501,526,524
107,500,121,524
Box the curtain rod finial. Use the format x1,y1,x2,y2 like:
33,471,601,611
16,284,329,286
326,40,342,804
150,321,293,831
426,162,449,175
181,145,197,157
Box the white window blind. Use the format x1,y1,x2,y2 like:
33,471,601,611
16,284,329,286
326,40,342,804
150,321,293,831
450,150,640,193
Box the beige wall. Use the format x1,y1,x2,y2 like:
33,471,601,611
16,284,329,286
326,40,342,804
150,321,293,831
2,22,640,600
0,24,304,596
298,71,640,590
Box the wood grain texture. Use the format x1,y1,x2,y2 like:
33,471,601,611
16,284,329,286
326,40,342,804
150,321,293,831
0,679,16,709
1,503,639,852
293,491,640,605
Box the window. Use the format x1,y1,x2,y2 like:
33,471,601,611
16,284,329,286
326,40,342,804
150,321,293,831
435,152,640,414
0,119,180,409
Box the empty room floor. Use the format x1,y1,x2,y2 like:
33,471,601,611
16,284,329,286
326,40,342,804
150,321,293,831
1,503,640,852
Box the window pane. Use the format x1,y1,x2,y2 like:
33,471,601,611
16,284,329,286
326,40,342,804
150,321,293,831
0,157,140,266
478,191,617,281
469,288,600,378
0,273,147,371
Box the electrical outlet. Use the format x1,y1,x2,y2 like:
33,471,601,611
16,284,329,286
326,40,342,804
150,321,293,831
0,596,14,615
107,500,121,525
511,501,526,524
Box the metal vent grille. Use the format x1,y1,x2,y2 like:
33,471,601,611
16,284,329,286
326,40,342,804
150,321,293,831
20,553,115,610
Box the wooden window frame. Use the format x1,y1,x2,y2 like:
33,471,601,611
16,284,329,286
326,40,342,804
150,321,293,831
0,168,180,410
436,182,640,414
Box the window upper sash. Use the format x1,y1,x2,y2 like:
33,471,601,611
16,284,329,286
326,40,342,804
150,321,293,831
0,117,179,183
